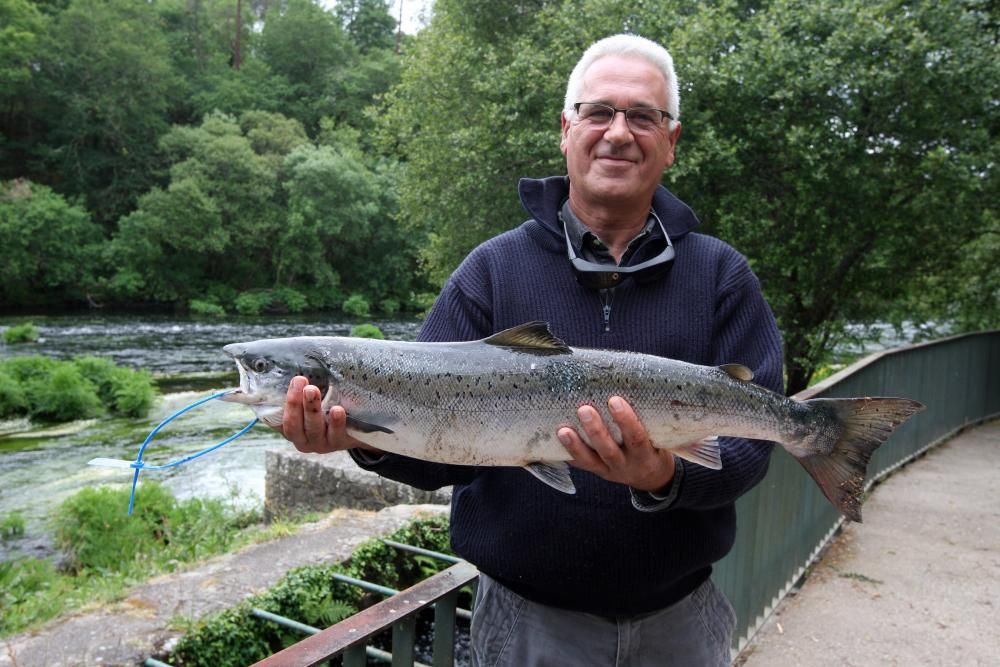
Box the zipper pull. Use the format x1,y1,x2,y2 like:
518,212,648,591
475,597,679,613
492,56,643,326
600,289,613,332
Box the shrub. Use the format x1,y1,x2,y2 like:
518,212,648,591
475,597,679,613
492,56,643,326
0,484,263,637
0,355,58,383
273,288,308,313
0,557,74,635
23,363,102,422
0,370,29,418
0,356,156,422
168,516,453,666
234,291,273,316
342,293,370,318
190,299,227,317
379,298,400,316
72,356,157,418
2,322,39,344
349,323,384,339
54,483,254,576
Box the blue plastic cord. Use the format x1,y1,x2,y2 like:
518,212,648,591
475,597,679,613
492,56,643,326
126,390,258,515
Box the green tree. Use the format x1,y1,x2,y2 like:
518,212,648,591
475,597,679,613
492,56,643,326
278,133,421,308
380,0,999,392
377,0,567,284
106,112,304,303
257,0,351,131
32,0,182,227
658,0,999,391
0,179,102,308
335,0,397,53
0,0,48,183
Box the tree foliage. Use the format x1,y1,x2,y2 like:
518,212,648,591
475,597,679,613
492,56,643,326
0,180,102,307
379,0,999,392
0,0,995,386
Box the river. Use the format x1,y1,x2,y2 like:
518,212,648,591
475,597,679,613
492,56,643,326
0,314,422,560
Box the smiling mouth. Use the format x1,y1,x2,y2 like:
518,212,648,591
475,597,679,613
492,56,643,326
596,155,635,164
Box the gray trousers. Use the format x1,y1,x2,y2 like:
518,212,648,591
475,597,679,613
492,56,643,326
470,574,736,667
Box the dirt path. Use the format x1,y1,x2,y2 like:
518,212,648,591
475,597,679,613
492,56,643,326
1,504,447,667
736,419,1000,667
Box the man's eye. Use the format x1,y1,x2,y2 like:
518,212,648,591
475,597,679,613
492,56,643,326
581,105,613,120
629,109,659,126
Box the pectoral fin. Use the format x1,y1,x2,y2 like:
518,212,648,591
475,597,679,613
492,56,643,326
346,415,395,434
671,437,723,470
523,461,576,494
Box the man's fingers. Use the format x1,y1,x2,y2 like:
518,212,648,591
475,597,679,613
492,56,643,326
609,396,649,450
576,404,626,468
301,384,327,449
281,376,308,442
558,426,608,475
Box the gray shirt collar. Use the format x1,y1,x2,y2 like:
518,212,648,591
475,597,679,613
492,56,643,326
559,200,659,265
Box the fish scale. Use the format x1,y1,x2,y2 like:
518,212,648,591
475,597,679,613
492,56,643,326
221,321,924,522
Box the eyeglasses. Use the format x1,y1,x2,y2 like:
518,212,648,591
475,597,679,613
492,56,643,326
562,209,675,289
572,102,675,134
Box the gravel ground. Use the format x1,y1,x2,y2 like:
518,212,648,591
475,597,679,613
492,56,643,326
736,419,1000,667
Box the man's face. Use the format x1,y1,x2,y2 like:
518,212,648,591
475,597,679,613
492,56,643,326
560,55,682,209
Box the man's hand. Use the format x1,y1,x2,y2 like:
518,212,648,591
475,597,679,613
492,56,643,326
557,396,675,492
278,376,381,455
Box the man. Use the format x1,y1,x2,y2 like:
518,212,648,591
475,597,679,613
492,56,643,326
281,34,783,666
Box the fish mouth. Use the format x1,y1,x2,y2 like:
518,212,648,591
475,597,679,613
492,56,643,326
218,360,267,405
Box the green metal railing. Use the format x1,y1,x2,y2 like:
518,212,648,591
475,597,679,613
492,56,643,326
154,330,998,667
718,330,1000,651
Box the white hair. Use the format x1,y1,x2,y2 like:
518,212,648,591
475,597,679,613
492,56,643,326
563,34,680,121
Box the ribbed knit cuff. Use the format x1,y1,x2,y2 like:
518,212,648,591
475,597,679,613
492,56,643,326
348,448,389,469
629,457,685,512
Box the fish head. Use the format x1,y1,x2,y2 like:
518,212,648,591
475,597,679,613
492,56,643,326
220,337,332,428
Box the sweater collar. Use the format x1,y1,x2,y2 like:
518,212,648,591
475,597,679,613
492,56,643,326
517,175,701,240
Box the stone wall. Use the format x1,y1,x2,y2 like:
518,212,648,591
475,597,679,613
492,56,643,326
264,448,451,519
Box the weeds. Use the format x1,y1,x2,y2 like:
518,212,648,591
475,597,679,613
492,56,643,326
0,482,263,637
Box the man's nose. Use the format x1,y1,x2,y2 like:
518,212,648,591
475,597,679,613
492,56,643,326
603,110,634,143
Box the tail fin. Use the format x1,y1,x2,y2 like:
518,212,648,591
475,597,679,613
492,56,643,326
797,397,924,522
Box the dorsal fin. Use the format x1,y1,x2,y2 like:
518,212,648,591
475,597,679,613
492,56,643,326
719,363,754,382
483,322,572,355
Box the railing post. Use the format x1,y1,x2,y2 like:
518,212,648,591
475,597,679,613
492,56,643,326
391,615,418,666
342,645,366,667
432,589,460,667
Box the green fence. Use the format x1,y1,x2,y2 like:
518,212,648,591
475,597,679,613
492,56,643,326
718,330,1000,651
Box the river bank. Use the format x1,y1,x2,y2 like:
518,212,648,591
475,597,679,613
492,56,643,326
0,504,449,667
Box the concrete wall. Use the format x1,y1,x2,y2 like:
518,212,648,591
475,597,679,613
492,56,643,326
264,449,452,519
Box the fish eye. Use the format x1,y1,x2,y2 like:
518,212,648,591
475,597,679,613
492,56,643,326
251,358,272,373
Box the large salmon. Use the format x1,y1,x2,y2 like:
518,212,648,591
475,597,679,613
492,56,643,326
220,322,923,521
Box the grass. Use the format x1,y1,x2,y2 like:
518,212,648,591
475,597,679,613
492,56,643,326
0,482,282,637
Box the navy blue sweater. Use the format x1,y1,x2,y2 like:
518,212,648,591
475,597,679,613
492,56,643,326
354,176,784,616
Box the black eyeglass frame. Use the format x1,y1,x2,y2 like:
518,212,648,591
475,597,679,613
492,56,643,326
572,102,676,132
561,208,676,289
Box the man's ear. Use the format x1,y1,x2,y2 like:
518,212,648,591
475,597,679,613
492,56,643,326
560,111,571,156
662,122,682,168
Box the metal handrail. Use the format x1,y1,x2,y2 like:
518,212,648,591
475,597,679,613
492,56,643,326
251,560,478,667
